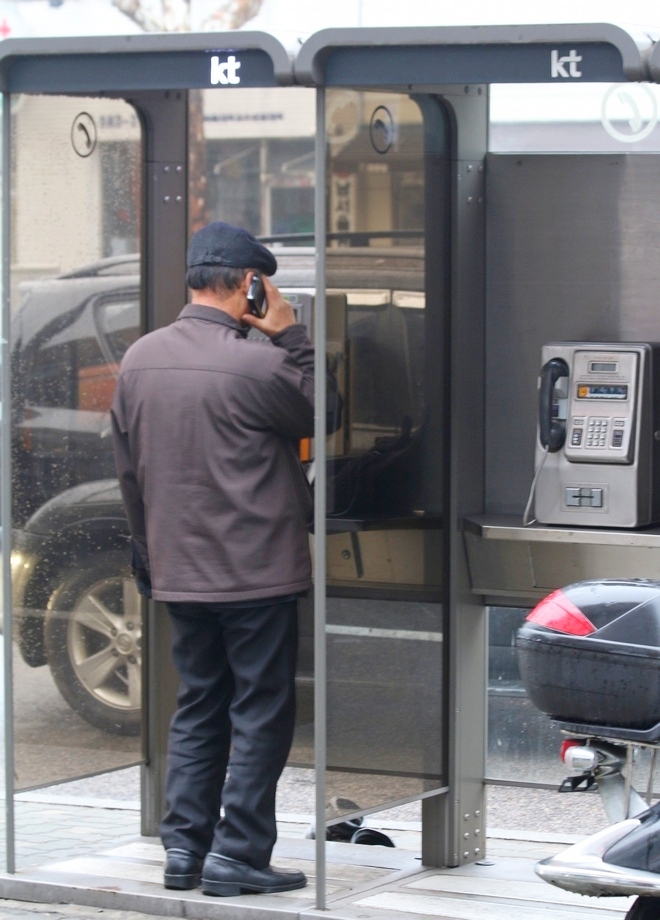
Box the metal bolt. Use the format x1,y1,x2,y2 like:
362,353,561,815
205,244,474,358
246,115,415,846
463,851,469,858
164,165,170,172
463,814,470,821
164,196,171,203
463,832,470,839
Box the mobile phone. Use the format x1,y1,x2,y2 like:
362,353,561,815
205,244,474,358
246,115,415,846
247,273,267,318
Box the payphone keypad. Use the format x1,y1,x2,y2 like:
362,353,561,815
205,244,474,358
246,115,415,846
586,418,609,448
569,416,629,454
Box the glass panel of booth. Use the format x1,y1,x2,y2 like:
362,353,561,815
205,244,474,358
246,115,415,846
322,89,445,820
194,86,316,238
8,95,143,842
193,86,318,804
193,83,447,818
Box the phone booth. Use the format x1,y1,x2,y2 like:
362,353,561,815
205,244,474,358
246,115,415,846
0,21,656,919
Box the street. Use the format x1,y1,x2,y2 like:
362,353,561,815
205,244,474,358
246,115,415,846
10,641,140,791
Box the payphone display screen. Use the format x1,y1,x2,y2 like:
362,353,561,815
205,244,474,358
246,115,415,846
576,384,628,399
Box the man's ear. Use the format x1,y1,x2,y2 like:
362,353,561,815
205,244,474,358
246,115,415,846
240,270,255,293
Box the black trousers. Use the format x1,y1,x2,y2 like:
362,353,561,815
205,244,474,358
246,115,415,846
160,599,298,868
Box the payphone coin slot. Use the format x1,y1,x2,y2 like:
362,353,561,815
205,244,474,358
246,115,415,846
564,486,605,508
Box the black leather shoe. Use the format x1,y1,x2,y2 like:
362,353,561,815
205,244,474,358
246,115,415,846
201,853,307,897
164,848,203,890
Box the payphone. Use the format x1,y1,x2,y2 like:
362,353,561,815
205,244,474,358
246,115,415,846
532,342,660,528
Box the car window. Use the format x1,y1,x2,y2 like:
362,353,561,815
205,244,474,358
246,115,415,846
76,297,140,413
24,295,139,413
24,337,79,409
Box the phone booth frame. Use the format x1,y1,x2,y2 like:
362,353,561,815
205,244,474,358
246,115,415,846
294,22,651,885
0,21,654,915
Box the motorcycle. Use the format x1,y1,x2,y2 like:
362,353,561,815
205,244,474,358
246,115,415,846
515,579,660,920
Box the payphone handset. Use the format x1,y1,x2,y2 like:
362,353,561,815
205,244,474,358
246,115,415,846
538,357,569,453
532,343,660,528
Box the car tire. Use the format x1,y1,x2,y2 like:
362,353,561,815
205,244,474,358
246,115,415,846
625,897,660,919
44,550,142,736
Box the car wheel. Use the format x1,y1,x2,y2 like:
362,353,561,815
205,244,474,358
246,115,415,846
44,551,142,736
626,897,660,919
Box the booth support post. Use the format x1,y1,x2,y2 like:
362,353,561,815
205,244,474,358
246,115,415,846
422,85,488,868
128,90,189,837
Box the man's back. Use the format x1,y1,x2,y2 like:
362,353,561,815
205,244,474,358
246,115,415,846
112,303,315,603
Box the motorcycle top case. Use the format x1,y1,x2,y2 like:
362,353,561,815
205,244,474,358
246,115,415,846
516,579,660,729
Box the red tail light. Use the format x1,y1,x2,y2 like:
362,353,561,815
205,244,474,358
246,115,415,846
526,589,596,635
560,739,581,763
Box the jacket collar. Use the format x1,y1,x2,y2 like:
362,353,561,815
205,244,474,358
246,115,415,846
178,303,249,338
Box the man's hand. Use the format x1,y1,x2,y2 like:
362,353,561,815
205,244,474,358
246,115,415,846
241,275,297,338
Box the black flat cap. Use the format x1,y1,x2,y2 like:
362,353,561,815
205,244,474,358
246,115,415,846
187,221,277,275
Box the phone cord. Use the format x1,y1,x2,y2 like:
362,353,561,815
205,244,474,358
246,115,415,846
522,445,549,526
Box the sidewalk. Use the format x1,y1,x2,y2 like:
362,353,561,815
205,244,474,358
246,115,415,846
0,790,637,920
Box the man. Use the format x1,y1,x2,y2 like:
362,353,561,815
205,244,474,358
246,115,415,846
111,221,340,897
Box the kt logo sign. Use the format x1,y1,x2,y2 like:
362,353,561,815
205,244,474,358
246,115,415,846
210,54,242,86
551,49,583,79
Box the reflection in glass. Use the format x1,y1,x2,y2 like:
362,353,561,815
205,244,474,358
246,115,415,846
10,96,143,802
195,87,316,241
324,90,446,820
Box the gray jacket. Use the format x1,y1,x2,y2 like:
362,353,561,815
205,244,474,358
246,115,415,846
111,303,331,603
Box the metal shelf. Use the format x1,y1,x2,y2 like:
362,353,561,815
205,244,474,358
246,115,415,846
464,515,660,605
